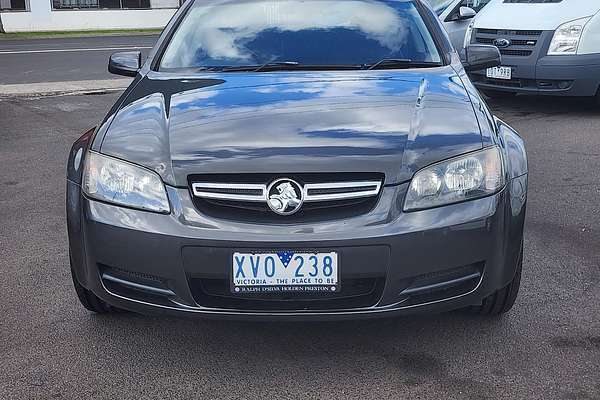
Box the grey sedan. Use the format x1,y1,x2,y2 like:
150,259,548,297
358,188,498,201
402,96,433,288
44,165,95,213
66,0,527,320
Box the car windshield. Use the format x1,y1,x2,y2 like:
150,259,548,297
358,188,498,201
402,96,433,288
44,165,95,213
159,0,443,71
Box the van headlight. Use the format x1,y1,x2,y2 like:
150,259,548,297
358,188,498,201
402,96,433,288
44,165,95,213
404,147,504,212
463,22,475,49
548,17,591,55
82,152,170,213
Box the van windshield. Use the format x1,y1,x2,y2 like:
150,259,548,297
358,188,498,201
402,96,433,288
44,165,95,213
160,0,443,71
503,0,563,3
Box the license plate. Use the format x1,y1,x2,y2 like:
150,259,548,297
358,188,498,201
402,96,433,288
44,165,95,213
486,66,512,80
232,251,338,293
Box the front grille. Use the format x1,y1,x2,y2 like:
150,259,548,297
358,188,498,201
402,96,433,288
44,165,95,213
476,38,536,46
476,29,542,36
191,183,266,202
474,28,543,59
189,277,385,310
500,49,533,57
306,184,379,196
475,37,494,44
188,173,384,223
515,30,543,37
510,39,537,46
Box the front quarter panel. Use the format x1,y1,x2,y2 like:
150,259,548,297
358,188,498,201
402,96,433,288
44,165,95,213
496,117,528,223
451,54,496,147
496,117,528,284
67,127,97,286
67,127,95,185
496,117,528,180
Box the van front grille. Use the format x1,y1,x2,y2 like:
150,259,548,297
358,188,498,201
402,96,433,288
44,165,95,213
476,38,537,47
476,29,542,36
500,49,533,57
473,28,544,59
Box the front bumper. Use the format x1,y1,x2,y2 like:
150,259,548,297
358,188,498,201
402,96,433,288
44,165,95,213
471,53,600,97
67,180,527,320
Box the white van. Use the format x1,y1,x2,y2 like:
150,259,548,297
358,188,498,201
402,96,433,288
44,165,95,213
465,0,600,103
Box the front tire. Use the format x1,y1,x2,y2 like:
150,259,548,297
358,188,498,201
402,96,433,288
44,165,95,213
71,268,115,313
470,247,523,316
70,253,118,313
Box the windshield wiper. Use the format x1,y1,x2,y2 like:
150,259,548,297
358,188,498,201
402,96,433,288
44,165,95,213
366,58,413,70
366,59,442,70
254,61,300,72
218,61,300,73
200,59,437,73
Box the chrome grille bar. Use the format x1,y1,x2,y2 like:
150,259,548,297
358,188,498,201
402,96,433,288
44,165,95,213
304,181,381,202
191,182,266,202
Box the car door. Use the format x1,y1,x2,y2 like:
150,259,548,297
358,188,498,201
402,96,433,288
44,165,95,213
439,0,492,50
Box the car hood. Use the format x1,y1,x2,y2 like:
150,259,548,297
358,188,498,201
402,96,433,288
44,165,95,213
474,1,599,31
99,68,483,187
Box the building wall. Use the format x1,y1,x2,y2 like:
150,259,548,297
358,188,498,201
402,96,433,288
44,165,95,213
0,1,178,32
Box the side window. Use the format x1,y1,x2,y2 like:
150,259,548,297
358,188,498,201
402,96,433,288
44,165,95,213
462,0,490,13
424,0,455,16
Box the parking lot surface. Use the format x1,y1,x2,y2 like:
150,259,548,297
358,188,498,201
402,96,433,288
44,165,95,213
0,92,599,399
0,35,158,84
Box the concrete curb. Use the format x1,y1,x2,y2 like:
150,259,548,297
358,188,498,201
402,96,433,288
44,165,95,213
0,78,133,98
0,31,160,40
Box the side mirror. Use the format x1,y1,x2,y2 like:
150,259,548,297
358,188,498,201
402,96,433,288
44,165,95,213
108,51,142,77
446,6,477,22
458,6,477,20
461,45,501,72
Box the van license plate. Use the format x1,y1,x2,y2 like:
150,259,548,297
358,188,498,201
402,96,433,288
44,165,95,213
486,66,512,80
232,251,338,293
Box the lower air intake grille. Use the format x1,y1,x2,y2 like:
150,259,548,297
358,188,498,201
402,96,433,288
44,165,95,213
398,263,483,306
99,264,176,306
189,277,385,311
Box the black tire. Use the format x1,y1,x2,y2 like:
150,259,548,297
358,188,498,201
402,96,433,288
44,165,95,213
70,261,116,313
480,89,517,99
470,247,523,316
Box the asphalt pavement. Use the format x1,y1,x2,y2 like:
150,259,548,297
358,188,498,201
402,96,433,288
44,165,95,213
1,87,599,399
0,35,158,84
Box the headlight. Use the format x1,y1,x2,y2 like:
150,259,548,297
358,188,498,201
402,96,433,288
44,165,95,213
548,17,591,55
83,152,170,213
404,147,504,212
463,22,475,49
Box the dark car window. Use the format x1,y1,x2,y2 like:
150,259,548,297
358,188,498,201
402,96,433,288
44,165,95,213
463,0,491,12
428,0,455,15
160,0,442,70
